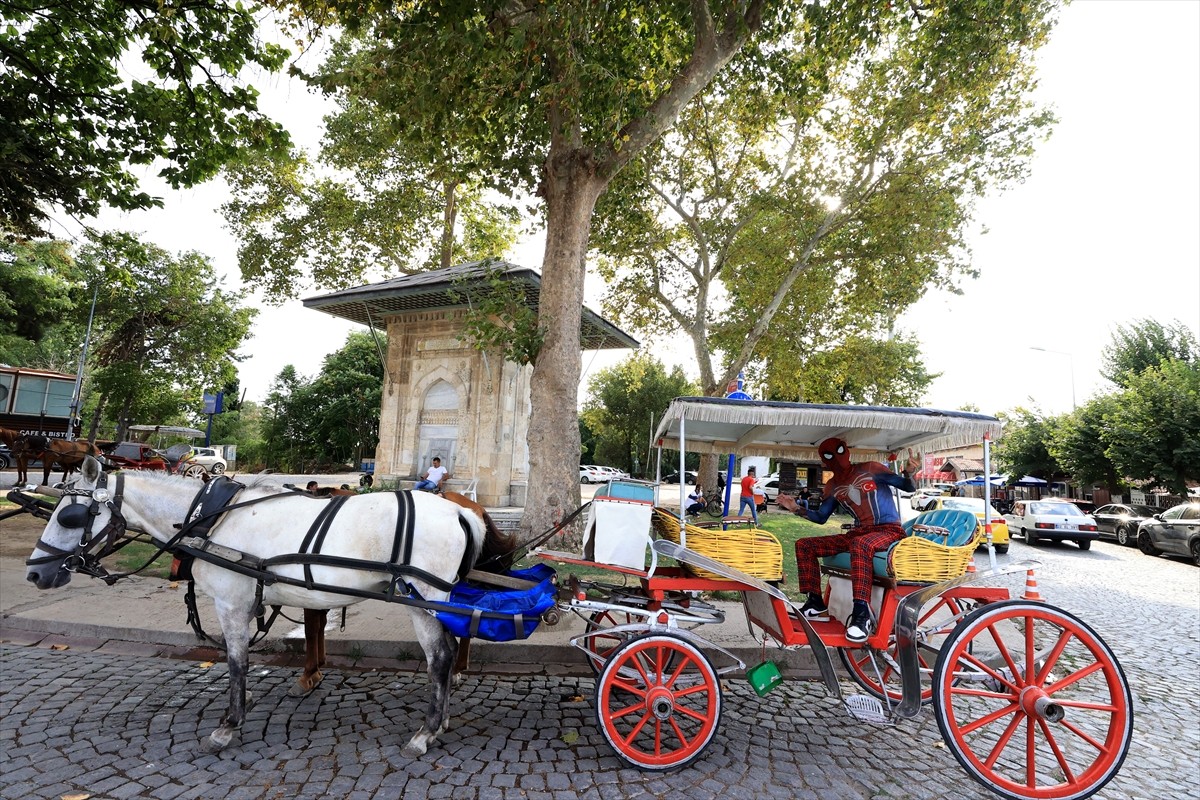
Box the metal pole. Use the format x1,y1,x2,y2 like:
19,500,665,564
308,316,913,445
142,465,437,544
983,432,997,572
67,285,99,441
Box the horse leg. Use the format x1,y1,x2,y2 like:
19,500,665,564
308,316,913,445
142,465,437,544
290,608,328,697
201,601,254,753
453,635,471,685
401,613,457,758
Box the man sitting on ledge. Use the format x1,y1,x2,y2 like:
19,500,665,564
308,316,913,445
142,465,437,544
776,440,918,643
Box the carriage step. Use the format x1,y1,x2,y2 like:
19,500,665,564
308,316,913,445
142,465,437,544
844,694,892,725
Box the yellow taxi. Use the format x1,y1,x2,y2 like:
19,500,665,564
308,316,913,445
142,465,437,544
919,495,1010,554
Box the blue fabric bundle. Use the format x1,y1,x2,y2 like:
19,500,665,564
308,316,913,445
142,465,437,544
435,564,558,642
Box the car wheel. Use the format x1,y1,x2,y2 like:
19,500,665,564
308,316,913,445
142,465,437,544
580,476,590,484
1078,539,1092,551
994,544,1009,554
1115,524,1134,547
211,463,225,475
1137,530,1161,556
1191,540,1200,567
1023,527,1037,545
0,455,9,470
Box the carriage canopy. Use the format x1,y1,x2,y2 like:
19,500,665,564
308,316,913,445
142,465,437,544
653,397,1003,462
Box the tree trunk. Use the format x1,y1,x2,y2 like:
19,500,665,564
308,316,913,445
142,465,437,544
522,147,604,549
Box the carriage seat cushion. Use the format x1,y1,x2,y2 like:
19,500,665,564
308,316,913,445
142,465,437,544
820,509,979,578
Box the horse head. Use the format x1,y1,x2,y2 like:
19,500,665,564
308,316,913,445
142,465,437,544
25,456,125,590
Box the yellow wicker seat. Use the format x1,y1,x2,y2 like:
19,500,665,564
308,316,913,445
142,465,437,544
652,508,784,581
820,509,980,584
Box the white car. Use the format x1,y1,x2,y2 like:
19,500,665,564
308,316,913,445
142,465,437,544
185,446,227,475
1003,499,1099,550
579,465,607,484
911,487,950,510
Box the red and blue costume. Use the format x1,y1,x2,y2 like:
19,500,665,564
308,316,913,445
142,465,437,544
792,438,916,604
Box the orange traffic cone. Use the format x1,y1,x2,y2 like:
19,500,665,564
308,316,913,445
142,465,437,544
1021,569,1044,602
966,558,977,574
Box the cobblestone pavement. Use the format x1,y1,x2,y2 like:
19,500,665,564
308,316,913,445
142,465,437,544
2,538,1197,800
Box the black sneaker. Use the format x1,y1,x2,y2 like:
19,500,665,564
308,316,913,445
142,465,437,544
799,596,829,620
845,607,873,643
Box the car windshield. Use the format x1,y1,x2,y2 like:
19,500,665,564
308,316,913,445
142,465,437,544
1030,502,1084,516
943,497,1001,516
1128,505,1156,516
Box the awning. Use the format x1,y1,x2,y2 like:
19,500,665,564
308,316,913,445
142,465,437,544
653,397,1003,462
956,474,1007,486
127,424,204,439
914,469,955,481
1014,475,1048,486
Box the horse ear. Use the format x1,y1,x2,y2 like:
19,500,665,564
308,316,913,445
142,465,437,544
81,455,102,484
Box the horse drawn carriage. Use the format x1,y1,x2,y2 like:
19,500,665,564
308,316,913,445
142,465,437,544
16,397,1131,800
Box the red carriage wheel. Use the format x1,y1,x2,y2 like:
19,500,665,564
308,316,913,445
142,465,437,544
583,609,640,675
595,633,722,771
840,594,976,704
932,601,1133,800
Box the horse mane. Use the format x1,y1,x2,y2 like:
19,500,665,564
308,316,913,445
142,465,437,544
441,491,517,574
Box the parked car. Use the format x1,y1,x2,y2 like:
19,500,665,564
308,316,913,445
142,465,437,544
661,470,698,485
184,446,227,475
911,486,952,510
1093,503,1158,547
918,495,1010,553
579,465,606,484
1003,499,1099,550
0,444,10,470
1136,501,1200,566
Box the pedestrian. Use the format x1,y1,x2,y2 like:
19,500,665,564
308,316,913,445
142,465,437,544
738,466,760,524
686,485,707,516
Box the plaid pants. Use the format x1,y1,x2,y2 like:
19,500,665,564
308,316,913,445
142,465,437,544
795,523,906,603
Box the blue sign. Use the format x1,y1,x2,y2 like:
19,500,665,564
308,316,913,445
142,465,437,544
202,392,224,415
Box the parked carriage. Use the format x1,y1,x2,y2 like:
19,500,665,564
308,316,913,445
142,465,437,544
15,397,1131,800
538,398,1132,800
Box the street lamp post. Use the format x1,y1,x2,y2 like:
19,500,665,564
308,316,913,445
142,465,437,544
1029,346,1076,410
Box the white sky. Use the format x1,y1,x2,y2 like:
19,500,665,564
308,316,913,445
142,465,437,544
78,1,1199,416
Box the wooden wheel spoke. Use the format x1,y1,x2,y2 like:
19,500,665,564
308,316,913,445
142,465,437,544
1037,716,1079,786
956,650,1021,694
960,701,1021,736
983,710,1025,770
620,708,652,746
1058,717,1113,754
1032,623,1074,686
610,678,648,699
1045,660,1104,695
609,700,647,720
668,716,693,748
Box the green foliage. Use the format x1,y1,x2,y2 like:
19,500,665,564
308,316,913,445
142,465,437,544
591,1,1057,398
994,408,1062,482
581,353,694,477
449,262,545,365
259,332,383,471
1047,396,1123,489
1101,319,1199,389
1103,359,1200,496
0,238,86,369
1,0,289,237
764,334,937,405
73,231,257,439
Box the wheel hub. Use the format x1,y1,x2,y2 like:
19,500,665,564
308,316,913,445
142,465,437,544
647,686,675,721
1019,685,1065,723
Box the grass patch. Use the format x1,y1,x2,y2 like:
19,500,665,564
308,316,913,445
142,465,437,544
108,538,173,580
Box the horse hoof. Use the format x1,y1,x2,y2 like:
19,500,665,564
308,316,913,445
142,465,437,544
200,731,234,753
401,740,428,758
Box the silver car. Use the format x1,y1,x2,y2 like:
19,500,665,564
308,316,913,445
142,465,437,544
1137,502,1200,566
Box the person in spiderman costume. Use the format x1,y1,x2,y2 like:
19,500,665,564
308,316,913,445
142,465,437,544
776,438,919,643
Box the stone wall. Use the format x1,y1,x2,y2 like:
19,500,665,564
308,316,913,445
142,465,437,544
374,309,531,507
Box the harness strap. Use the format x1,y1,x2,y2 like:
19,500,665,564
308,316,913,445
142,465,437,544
391,490,415,565
300,496,348,588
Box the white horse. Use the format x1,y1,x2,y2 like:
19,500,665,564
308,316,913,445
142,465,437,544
24,456,503,757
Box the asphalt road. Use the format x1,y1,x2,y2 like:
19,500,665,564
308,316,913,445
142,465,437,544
2,529,1197,800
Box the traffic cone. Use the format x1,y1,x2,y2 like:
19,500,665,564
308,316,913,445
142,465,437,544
966,558,976,574
1021,569,1044,602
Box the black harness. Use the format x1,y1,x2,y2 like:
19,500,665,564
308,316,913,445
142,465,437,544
24,473,130,581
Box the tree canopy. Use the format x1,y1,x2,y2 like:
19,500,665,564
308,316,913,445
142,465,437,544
259,0,1062,537
1,0,289,237
1101,319,1199,389
581,353,695,478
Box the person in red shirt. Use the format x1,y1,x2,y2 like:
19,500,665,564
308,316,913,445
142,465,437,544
738,466,760,524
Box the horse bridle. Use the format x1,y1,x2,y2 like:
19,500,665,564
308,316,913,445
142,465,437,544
25,472,129,580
